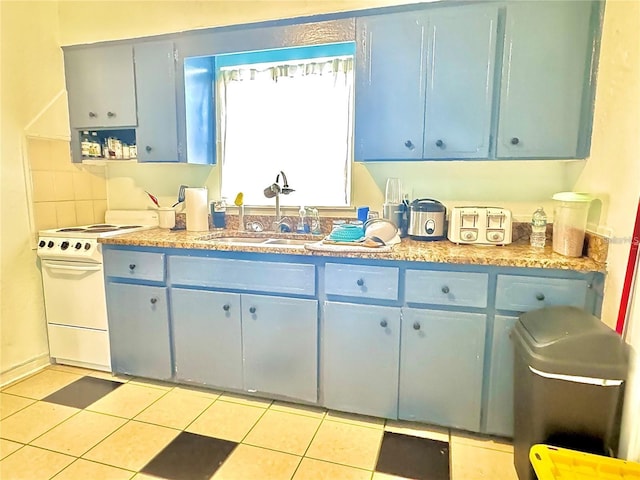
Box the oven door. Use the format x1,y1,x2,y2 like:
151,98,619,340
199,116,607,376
41,260,108,330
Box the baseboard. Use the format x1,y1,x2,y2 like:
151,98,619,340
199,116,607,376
0,354,50,388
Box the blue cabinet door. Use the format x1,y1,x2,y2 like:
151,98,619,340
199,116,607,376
399,308,486,431
170,288,243,390
242,294,318,403
134,41,179,162
497,1,595,158
106,282,172,380
485,315,518,437
322,301,400,418
423,5,497,159
355,11,427,160
65,44,137,128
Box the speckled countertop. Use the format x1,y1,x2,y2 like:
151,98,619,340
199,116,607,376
100,227,606,273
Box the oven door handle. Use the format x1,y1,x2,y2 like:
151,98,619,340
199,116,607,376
42,261,102,274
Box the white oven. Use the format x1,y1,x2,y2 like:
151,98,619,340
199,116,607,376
37,210,158,371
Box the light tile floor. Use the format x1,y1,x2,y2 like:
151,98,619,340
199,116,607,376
0,365,519,480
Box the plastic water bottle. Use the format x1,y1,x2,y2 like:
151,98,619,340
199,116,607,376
530,207,547,248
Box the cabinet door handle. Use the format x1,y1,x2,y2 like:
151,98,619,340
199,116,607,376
145,145,152,153
380,319,388,328
536,293,545,301
510,137,520,145
441,286,450,294
404,140,415,150
222,304,230,311
88,111,97,118
435,139,444,148
413,322,421,330
129,264,136,270
107,111,115,118
356,278,364,287
249,306,256,314
150,297,158,304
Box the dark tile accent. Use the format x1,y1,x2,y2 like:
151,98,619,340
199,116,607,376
376,431,450,480
141,431,237,480
42,376,123,409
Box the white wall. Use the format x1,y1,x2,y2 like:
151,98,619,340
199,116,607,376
0,1,68,383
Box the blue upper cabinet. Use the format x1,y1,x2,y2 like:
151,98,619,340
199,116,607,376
134,41,179,162
355,4,498,161
496,1,597,159
422,5,497,159
355,11,426,160
65,44,137,129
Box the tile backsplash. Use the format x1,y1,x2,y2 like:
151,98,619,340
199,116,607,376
27,138,107,230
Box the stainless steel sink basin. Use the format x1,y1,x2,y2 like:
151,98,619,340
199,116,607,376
213,237,267,244
206,236,310,249
262,239,310,246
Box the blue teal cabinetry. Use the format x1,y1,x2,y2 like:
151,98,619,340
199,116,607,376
104,249,171,380
64,44,137,129
134,41,179,162
400,309,487,431
485,273,596,437
170,288,243,390
497,1,597,159
322,301,401,418
355,4,498,160
167,254,317,402
103,245,601,436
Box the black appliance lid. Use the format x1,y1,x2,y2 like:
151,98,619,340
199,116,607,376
512,306,629,379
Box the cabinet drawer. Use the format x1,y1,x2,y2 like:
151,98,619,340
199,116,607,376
104,249,165,282
495,275,588,312
405,270,488,308
325,263,399,300
169,256,315,296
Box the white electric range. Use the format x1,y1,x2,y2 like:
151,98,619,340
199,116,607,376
37,210,158,371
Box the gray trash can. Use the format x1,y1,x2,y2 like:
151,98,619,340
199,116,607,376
511,306,629,480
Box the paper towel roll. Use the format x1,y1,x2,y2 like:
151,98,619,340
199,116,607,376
185,187,209,231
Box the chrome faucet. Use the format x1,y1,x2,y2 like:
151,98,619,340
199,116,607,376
263,171,295,231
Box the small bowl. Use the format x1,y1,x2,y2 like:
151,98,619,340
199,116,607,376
364,218,398,243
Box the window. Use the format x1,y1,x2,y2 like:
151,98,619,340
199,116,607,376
218,43,354,207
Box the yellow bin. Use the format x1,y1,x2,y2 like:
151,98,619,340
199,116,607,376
530,444,640,480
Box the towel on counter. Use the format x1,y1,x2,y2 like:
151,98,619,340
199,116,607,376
304,240,394,253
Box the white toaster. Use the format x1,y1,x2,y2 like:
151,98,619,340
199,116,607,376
448,206,513,245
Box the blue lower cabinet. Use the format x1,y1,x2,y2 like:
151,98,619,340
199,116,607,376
485,315,519,437
241,294,318,403
399,308,486,431
171,288,243,390
322,301,401,418
106,282,172,380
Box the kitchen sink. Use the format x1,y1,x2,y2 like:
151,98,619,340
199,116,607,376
205,236,310,249
262,239,310,246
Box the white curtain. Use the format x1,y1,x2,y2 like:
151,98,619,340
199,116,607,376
219,56,353,207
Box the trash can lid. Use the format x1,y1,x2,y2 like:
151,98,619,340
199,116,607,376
512,306,628,379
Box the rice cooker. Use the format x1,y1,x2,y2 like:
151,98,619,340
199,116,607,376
408,199,446,241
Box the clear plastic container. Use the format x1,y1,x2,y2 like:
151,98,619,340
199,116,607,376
552,192,592,257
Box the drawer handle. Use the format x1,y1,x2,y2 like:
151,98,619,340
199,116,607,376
249,306,256,314
435,139,445,148
404,140,415,150
380,320,388,328
222,304,230,312
107,111,116,118
150,297,158,305
511,137,520,145
413,322,421,330
145,145,152,153
441,286,450,294
129,264,136,270
88,111,97,118
356,278,364,287
536,293,545,301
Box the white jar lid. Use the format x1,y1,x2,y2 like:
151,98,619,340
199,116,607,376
552,192,593,203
